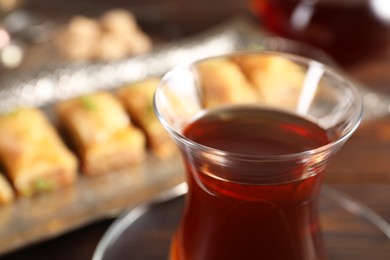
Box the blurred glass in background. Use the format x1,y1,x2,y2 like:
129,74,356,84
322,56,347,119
250,0,390,66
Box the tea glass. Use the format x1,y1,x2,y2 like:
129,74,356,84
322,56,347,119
249,0,390,65
154,51,363,260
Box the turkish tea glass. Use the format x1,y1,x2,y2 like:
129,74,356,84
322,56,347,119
249,0,390,65
154,51,363,260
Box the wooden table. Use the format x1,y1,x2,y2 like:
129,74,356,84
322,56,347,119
1,0,390,259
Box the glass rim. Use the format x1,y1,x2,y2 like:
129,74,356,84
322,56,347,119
154,50,363,161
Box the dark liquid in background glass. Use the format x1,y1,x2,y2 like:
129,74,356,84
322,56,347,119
170,106,329,260
250,0,390,66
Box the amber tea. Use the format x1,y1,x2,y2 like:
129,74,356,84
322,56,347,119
169,106,328,260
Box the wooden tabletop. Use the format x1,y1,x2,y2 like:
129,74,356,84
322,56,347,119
1,1,390,259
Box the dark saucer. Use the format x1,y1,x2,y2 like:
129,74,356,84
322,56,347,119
93,185,390,260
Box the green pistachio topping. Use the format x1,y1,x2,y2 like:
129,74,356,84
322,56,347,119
34,179,56,192
80,96,97,111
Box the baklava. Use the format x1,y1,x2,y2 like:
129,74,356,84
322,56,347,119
232,54,306,109
0,174,14,204
0,108,78,197
117,78,176,159
197,58,259,108
56,91,146,175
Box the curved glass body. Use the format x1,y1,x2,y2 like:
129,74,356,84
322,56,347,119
154,52,362,260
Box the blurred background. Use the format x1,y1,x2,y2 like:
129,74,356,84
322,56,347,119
251,0,390,66
1,0,390,93
0,0,389,259
0,0,248,74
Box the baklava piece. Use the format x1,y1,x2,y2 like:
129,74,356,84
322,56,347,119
55,15,101,61
232,54,307,109
55,9,152,61
98,9,152,59
0,108,78,197
197,58,259,108
117,78,176,159
0,174,14,204
56,92,146,175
